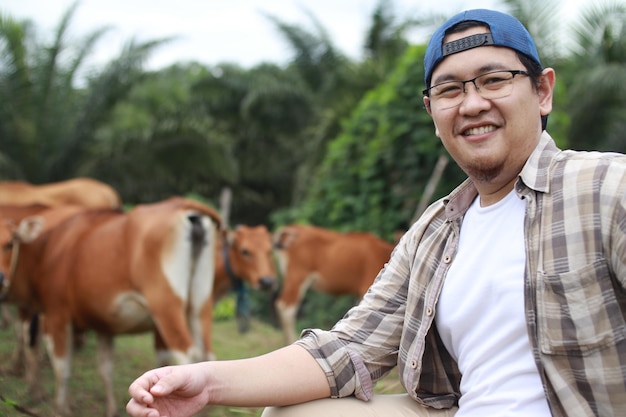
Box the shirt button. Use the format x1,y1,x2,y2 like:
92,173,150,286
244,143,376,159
426,307,433,316
411,360,417,369
443,255,452,263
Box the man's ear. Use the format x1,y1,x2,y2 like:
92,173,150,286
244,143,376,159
423,97,441,138
423,96,432,116
538,68,556,117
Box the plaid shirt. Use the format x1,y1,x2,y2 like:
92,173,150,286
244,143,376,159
296,132,626,416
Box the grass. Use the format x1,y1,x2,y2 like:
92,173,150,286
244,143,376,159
0,303,403,417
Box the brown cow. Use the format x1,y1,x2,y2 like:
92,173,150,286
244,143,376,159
212,225,277,333
0,204,87,398
0,177,122,331
0,197,221,417
273,224,395,344
0,177,122,209
213,225,277,300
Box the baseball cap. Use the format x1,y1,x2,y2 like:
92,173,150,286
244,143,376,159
423,9,542,86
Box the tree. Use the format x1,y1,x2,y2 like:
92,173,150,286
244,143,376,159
83,63,236,204
281,45,465,241
564,1,626,152
0,2,171,184
262,0,425,209
190,62,316,225
503,0,564,63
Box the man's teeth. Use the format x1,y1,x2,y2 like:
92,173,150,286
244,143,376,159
464,125,496,136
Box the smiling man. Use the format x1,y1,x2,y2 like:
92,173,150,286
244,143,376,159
127,10,626,417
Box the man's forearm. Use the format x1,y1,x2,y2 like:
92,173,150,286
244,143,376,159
206,344,331,407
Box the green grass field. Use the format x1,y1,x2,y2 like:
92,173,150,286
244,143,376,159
0,302,403,417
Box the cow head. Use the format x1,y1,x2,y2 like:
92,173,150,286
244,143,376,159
223,225,277,291
0,216,44,298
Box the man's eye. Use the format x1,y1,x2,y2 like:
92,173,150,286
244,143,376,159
482,76,507,85
435,84,461,96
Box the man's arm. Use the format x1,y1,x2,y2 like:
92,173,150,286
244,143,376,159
127,344,331,417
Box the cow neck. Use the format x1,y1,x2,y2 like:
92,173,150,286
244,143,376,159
222,245,244,288
222,245,250,315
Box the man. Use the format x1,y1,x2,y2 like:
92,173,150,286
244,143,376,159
126,9,626,417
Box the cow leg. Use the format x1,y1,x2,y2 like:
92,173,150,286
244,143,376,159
9,309,46,404
153,327,202,366
200,297,217,361
7,312,25,376
43,318,73,417
275,299,299,345
274,267,314,345
0,304,12,328
153,330,174,366
22,315,46,402
96,333,118,417
6,307,31,376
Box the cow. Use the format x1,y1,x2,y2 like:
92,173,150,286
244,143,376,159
0,204,87,397
272,224,396,344
0,177,122,331
213,225,278,299
0,196,221,417
212,225,277,333
0,177,122,209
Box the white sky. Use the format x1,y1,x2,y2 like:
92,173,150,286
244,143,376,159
1,0,587,71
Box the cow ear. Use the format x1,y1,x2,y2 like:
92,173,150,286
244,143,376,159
272,230,284,249
225,229,235,247
15,216,44,243
273,227,296,249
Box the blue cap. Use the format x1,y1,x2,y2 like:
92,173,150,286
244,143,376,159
423,9,541,86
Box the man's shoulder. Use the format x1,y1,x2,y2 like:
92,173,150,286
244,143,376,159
554,148,626,173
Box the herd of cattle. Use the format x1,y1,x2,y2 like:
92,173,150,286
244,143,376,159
0,177,396,417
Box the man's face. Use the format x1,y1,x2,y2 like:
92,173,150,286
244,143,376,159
424,27,554,192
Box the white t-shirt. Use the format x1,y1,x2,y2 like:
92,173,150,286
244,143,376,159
435,190,551,416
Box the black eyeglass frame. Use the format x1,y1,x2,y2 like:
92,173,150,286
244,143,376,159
422,69,530,97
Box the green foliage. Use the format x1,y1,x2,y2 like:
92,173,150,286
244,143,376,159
296,293,359,331
563,1,626,152
1,0,624,233
0,3,174,185
190,62,317,226
83,63,235,204
214,294,237,321
286,45,463,240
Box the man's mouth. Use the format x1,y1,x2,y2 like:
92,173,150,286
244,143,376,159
463,125,496,136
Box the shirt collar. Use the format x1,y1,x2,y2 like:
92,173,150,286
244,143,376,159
443,131,561,219
518,131,561,194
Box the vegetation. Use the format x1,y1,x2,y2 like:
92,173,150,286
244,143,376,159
2,0,623,230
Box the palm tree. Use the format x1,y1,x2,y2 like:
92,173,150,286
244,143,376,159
0,1,171,183
263,0,423,206
188,61,316,225
503,0,564,64
565,1,626,151
81,63,238,204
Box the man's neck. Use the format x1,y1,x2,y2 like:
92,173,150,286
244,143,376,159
475,176,518,207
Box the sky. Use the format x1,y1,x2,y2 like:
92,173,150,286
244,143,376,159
1,0,588,71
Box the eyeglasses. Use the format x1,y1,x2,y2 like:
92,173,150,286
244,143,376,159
423,70,530,110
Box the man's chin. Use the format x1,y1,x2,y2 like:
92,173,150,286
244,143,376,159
464,163,503,183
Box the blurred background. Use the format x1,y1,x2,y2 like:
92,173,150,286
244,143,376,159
2,0,623,235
